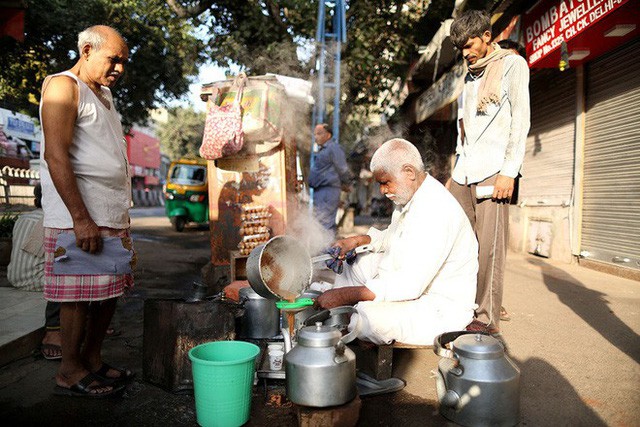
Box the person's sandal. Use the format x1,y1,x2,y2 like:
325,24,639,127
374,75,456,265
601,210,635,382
40,343,62,361
92,363,135,385
54,373,124,398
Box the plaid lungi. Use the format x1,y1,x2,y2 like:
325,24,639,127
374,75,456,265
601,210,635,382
43,227,134,302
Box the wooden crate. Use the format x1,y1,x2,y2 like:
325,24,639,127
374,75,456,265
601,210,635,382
142,298,236,393
230,250,249,281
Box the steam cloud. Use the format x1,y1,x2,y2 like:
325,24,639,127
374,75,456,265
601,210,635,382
286,210,335,258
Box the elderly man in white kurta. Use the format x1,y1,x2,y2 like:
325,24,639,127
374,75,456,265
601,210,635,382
317,138,478,345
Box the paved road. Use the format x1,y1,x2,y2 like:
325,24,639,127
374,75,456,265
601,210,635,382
130,207,166,218
0,209,638,426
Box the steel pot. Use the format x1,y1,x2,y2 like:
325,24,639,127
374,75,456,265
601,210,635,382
433,331,520,427
246,235,312,300
285,322,357,407
237,287,280,339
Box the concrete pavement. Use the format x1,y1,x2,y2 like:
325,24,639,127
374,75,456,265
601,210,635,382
0,210,638,426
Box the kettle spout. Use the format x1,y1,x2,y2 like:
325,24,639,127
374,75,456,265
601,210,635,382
282,328,292,353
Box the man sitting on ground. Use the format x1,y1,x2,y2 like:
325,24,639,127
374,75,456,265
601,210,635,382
316,138,478,345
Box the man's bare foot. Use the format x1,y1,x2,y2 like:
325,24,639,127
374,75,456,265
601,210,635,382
56,370,114,395
500,307,511,321
40,330,62,360
42,330,61,346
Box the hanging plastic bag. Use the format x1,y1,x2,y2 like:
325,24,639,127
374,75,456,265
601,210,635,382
199,74,246,160
212,77,286,149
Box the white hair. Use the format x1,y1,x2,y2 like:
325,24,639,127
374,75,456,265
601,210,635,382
370,138,424,175
77,26,122,54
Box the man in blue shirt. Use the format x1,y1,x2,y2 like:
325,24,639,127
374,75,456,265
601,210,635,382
308,123,352,232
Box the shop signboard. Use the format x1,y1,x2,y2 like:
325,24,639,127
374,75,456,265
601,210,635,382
7,116,34,135
524,0,630,67
414,62,466,123
0,108,39,140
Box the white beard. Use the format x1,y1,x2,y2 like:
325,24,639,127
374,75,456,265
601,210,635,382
385,192,408,206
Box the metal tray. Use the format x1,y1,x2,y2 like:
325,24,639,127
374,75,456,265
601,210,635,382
256,341,286,380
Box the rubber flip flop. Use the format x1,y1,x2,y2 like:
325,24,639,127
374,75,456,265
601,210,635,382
356,371,406,397
92,363,135,384
54,373,124,398
40,343,62,361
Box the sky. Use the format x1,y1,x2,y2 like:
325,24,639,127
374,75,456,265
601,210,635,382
177,32,314,113
183,63,227,112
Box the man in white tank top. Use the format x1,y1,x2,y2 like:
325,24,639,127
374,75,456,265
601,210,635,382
40,25,133,397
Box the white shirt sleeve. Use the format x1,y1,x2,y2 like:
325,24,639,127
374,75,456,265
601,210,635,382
455,92,465,155
366,226,385,252
364,192,462,302
500,56,530,178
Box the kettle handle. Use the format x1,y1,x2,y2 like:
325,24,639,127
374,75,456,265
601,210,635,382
340,307,360,344
433,330,489,358
303,309,331,326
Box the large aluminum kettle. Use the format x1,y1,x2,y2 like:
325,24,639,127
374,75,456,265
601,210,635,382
285,321,357,407
434,331,520,427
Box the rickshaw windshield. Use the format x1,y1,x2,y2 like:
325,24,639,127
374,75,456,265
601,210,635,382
170,164,206,186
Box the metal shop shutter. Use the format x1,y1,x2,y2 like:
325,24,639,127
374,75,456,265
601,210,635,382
519,68,576,205
582,38,640,270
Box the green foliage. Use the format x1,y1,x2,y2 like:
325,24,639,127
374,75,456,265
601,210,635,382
192,0,316,77
165,0,454,146
0,213,19,238
156,107,206,160
0,0,205,127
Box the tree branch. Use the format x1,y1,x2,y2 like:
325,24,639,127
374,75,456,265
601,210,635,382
166,0,215,18
264,0,289,33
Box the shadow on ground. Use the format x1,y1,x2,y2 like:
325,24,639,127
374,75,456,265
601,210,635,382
530,258,640,364
516,356,607,426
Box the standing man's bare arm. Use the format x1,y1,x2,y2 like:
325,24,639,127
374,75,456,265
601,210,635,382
41,76,103,253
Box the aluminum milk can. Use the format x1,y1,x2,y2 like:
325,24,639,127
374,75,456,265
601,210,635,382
434,331,520,427
285,322,356,407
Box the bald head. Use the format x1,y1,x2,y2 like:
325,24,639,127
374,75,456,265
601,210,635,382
78,25,126,55
76,25,128,89
314,123,332,146
370,138,424,177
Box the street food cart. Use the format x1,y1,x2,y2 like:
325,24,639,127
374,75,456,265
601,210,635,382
199,74,313,285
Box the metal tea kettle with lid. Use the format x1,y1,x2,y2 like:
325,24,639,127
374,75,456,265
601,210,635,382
285,321,357,407
433,331,520,427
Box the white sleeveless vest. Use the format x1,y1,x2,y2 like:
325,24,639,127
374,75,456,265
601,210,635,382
39,71,131,229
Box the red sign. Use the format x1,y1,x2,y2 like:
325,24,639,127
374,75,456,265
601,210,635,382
524,0,630,66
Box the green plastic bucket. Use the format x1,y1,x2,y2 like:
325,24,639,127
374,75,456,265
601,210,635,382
189,341,260,427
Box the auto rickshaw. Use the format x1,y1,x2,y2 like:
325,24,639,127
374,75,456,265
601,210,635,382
164,158,208,232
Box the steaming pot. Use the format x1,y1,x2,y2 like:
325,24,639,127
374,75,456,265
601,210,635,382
434,331,520,427
246,235,312,300
285,322,356,407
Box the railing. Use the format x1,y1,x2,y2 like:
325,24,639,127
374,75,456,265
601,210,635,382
0,166,166,208
0,166,39,205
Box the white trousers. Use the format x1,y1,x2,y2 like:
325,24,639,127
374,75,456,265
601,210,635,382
327,253,474,345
